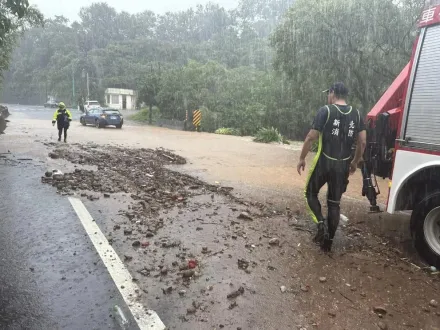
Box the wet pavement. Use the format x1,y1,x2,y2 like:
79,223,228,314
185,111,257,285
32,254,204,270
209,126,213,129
0,159,139,329
8,104,82,121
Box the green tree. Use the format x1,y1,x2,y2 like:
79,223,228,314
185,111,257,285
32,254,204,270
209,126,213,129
0,0,43,86
271,0,424,113
138,63,163,123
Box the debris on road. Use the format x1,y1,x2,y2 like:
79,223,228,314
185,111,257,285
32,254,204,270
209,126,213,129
238,212,253,221
48,152,59,159
181,270,195,278
162,240,180,248
188,260,197,269
328,311,337,318
373,306,387,316
238,258,249,270
52,170,64,181
269,238,280,246
227,286,245,299
377,321,388,330
300,284,309,292
186,307,196,315
229,301,238,310
280,286,287,293
340,214,349,224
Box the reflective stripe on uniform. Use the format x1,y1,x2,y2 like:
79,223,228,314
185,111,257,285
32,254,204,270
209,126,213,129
304,134,323,224
322,152,351,161
324,105,330,125
333,104,352,115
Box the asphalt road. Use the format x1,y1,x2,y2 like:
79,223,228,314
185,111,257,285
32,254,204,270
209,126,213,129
9,104,82,121
0,157,139,329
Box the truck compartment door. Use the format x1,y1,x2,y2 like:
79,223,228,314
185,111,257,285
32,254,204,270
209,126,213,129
402,25,440,149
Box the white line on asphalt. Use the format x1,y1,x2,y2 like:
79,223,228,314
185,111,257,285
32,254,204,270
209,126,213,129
68,197,166,330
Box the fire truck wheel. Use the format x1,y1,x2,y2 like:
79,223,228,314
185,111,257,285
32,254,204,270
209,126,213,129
412,193,440,268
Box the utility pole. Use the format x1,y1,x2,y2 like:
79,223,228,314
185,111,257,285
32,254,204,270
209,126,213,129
72,65,75,106
149,99,153,124
86,72,90,101
149,64,153,125
148,62,161,125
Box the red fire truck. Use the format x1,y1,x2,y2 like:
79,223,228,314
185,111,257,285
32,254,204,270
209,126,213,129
362,1,440,267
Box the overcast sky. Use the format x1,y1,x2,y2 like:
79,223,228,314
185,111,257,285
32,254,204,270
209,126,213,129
29,0,239,23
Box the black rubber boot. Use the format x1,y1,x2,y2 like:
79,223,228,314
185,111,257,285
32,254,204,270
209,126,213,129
321,238,333,252
313,221,329,246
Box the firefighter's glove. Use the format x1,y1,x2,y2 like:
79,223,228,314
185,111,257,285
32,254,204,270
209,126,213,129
52,120,56,126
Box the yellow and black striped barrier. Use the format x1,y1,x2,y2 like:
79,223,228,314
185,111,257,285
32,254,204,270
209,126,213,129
193,110,201,131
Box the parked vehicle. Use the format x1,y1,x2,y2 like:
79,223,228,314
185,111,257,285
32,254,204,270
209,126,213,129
84,100,101,112
44,100,58,108
361,2,440,267
0,105,10,134
80,108,123,128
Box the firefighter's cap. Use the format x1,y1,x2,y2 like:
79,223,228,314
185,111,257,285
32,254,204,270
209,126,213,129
322,82,349,97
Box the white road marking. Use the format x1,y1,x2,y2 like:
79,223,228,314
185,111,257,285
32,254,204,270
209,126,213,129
68,197,166,330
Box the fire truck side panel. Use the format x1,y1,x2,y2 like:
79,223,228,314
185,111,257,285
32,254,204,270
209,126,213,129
400,25,440,147
388,150,440,213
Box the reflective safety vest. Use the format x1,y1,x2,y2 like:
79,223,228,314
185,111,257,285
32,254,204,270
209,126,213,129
321,104,361,161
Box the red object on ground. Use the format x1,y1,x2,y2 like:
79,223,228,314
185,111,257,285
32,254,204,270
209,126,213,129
141,242,150,247
188,260,197,269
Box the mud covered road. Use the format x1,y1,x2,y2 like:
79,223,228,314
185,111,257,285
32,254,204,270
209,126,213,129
1,105,440,329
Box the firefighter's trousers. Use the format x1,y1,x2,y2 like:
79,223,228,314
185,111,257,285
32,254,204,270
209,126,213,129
304,154,349,239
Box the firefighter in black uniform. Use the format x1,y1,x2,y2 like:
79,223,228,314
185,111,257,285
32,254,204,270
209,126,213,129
52,102,72,142
297,82,367,252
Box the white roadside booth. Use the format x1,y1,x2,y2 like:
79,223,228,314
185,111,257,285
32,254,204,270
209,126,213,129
104,88,137,110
